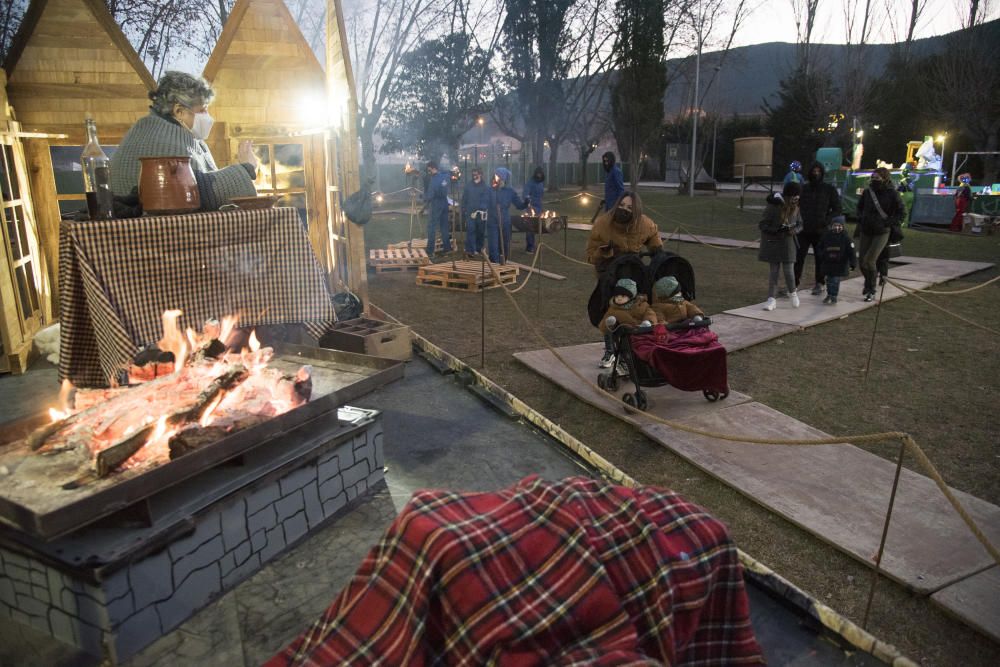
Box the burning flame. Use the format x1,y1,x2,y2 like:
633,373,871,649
158,310,190,371
249,330,260,353
199,393,225,427
48,379,76,422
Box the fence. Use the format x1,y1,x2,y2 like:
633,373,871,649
368,160,633,198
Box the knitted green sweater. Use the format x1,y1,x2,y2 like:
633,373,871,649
110,113,256,211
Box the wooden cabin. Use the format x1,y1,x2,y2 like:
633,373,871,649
0,0,366,373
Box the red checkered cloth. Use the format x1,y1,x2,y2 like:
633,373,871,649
58,208,334,387
267,476,763,666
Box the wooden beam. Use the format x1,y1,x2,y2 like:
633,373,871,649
23,138,61,319
203,0,255,83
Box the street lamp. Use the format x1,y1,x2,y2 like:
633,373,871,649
689,0,704,198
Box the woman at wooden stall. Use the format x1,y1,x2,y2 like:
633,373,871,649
110,71,259,211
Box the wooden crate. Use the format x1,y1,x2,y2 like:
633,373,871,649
368,247,431,273
415,260,518,292
318,317,412,360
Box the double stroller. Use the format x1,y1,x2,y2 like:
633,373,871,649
588,251,729,411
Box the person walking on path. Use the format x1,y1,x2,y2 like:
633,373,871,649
759,182,803,311
795,162,843,295
423,161,452,256
461,168,493,258
818,215,856,305
489,167,528,264
855,167,904,302
522,166,546,253
586,191,663,367
601,152,625,212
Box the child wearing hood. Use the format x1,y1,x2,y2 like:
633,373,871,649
650,276,704,324
522,166,546,253
818,215,856,305
489,167,528,264
599,278,657,334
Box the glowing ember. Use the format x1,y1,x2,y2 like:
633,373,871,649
30,311,312,476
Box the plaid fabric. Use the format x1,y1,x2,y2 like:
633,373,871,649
59,207,333,387
267,476,763,667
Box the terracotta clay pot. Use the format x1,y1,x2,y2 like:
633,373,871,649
138,156,200,215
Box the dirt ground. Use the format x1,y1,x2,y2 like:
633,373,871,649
362,188,1000,665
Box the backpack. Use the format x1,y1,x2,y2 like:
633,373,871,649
343,186,373,225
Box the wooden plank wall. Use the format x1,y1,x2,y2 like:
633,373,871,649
5,0,155,143
204,0,334,274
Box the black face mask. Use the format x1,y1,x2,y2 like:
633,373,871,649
534,172,544,182
602,161,611,173
870,179,883,189
809,170,822,183
613,209,632,225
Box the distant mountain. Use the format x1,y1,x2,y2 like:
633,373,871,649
664,18,1000,117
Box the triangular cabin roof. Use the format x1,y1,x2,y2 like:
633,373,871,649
203,0,326,128
3,0,156,142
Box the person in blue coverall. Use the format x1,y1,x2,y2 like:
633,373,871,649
461,167,493,258
423,161,452,255
490,167,528,264
522,166,546,253
601,152,625,212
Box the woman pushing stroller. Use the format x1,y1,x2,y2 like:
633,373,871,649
586,191,663,367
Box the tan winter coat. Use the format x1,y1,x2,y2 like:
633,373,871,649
586,213,663,269
599,296,659,333
650,298,704,324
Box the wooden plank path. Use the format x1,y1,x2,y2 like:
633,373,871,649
513,255,1000,641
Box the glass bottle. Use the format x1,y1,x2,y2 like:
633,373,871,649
81,118,114,220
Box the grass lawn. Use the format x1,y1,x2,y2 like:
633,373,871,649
363,187,1000,665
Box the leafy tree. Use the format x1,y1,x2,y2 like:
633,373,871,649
762,66,841,177
0,0,28,66
380,33,492,162
496,0,575,166
611,0,667,188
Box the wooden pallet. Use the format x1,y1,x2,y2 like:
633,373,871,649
368,247,431,273
388,238,455,252
416,260,519,292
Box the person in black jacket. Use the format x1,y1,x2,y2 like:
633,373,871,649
818,215,856,305
795,162,842,295
855,167,904,302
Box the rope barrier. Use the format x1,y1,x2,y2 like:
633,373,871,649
502,245,546,294
475,254,1000,567
886,277,1000,336
887,273,1000,295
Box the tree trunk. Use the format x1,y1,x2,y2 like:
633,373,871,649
578,149,590,190
547,142,560,192
359,121,377,185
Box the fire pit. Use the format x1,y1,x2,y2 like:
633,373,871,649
0,343,402,662
512,212,567,234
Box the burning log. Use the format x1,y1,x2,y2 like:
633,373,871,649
95,365,249,477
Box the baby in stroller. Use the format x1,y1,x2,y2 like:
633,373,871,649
599,278,657,334
594,254,729,411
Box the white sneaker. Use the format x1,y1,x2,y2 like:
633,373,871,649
790,291,800,308
598,352,615,368
763,297,776,311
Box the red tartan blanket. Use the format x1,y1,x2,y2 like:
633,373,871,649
267,476,763,666
630,326,729,394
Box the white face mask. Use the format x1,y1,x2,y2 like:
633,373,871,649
190,111,214,141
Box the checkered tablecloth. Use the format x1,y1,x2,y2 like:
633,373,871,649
59,207,334,387
267,476,763,666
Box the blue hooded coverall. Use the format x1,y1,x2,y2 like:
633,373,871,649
424,170,452,252
461,176,494,254
489,167,528,263
522,173,545,252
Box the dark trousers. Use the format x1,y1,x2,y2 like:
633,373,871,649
794,230,824,287
826,275,842,297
